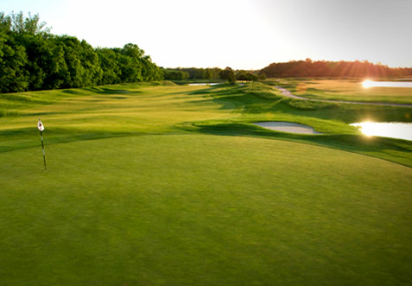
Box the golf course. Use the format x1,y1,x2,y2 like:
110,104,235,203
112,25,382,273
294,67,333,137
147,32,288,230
1,80,412,285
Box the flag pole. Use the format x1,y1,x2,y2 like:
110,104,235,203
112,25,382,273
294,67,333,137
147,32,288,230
40,130,47,170
38,118,47,170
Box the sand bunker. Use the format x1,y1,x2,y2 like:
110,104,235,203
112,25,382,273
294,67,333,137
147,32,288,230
254,122,322,135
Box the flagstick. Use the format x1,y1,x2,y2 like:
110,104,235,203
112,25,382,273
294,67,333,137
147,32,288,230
37,118,47,170
40,130,47,170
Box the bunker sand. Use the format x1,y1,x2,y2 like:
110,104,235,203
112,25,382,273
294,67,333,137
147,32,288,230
254,122,322,134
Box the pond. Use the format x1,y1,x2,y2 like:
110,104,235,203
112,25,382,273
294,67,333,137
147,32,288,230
350,122,412,141
362,80,412,88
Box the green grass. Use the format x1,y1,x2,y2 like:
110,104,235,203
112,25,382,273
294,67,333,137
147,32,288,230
1,81,412,285
2,135,412,285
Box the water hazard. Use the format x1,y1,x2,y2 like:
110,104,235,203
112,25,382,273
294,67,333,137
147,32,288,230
351,122,412,141
362,80,412,88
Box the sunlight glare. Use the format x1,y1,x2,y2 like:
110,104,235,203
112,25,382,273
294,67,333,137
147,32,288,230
356,122,376,136
362,80,373,88
351,122,412,141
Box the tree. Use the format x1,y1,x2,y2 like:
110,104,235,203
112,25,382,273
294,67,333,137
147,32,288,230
246,72,258,82
96,48,121,84
139,55,162,81
79,39,102,86
259,60,400,78
0,14,29,92
0,12,163,92
0,12,11,31
258,73,266,81
10,11,51,35
56,35,84,87
220,67,235,84
162,69,190,80
236,70,248,81
204,68,213,80
14,33,68,90
0,37,29,92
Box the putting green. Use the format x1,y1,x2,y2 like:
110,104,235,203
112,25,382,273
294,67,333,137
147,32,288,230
1,134,411,285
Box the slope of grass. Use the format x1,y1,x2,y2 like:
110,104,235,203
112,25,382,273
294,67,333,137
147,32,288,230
1,135,412,286
0,83,229,152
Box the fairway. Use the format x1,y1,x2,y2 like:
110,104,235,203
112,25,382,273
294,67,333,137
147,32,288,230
1,82,412,285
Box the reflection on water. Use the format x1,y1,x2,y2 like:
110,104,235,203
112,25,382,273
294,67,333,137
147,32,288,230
351,122,412,141
362,80,412,88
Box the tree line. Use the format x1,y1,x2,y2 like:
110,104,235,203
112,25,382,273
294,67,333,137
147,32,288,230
162,67,262,83
259,58,412,78
0,11,162,93
3,12,410,94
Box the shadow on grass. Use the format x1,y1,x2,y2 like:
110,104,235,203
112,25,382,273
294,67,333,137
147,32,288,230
62,87,142,96
0,127,136,153
0,110,19,117
176,121,412,168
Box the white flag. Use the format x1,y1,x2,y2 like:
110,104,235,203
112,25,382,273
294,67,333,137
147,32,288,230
38,119,44,132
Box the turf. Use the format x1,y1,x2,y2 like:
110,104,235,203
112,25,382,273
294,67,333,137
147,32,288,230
1,135,412,285
1,81,412,285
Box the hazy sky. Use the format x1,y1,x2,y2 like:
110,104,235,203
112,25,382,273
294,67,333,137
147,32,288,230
2,0,411,69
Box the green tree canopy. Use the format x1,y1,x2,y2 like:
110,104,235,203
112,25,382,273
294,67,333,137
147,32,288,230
10,11,51,35
220,67,236,84
0,12,163,93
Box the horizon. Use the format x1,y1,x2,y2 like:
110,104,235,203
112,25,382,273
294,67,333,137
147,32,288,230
162,59,411,71
2,0,412,70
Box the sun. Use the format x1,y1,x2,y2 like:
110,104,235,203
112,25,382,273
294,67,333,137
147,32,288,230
357,122,377,137
362,79,374,88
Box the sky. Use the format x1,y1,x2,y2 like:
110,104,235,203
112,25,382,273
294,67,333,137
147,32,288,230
2,0,412,69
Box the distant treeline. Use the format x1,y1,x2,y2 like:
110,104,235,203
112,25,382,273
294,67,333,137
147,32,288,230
162,67,262,82
162,67,221,80
0,12,162,93
259,59,412,78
